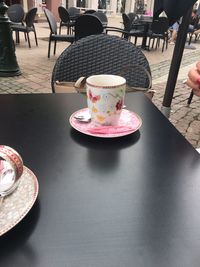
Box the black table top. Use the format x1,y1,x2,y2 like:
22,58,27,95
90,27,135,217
0,93,200,267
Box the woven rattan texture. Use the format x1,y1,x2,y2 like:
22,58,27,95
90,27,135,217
52,34,151,91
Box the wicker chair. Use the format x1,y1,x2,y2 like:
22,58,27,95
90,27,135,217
51,34,152,94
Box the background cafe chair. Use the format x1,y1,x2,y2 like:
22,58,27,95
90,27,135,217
122,13,145,45
51,34,152,98
7,4,25,44
11,7,38,48
84,9,96,14
127,12,139,25
92,11,108,28
58,6,75,34
7,3,25,24
74,14,104,41
44,8,75,58
68,6,80,22
147,17,169,52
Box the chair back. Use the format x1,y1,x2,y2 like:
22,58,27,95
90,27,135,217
75,14,103,40
7,4,25,23
58,6,70,23
93,11,108,26
127,12,139,24
51,34,151,91
122,13,132,31
25,7,37,27
44,8,57,35
84,9,96,14
68,7,80,16
150,17,169,34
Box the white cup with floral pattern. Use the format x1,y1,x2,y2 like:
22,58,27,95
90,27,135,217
86,74,126,126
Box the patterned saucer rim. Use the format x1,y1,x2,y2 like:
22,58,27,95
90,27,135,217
0,166,39,237
69,108,142,138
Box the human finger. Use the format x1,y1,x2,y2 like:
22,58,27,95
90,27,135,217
196,61,200,72
188,68,200,85
186,78,200,91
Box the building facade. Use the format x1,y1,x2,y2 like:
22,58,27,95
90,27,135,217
5,0,155,17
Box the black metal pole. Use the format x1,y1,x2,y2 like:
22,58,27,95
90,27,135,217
0,0,21,76
161,6,193,117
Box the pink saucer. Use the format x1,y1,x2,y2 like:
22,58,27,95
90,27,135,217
69,108,142,138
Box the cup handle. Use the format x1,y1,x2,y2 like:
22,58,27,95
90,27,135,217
0,146,23,182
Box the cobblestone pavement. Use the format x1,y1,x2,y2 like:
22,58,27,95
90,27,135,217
0,20,200,148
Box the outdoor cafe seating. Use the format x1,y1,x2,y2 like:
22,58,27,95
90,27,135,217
10,7,38,48
7,4,38,48
44,8,74,58
7,3,25,44
67,6,81,22
84,9,96,14
58,6,75,35
122,13,146,45
45,9,107,58
93,11,108,28
2,2,200,265
74,14,104,41
127,12,140,25
147,17,169,52
7,3,25,25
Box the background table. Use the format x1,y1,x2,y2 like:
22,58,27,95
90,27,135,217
0,93,200,267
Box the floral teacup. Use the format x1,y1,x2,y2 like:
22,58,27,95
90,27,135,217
86,74,126,125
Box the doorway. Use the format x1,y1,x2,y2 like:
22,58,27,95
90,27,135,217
98,0,106,9
134,0,145,14
117,0,126,13
76,0,86,7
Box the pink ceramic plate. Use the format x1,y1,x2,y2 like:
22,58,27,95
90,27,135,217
0,166,39,236
69,108,142,138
